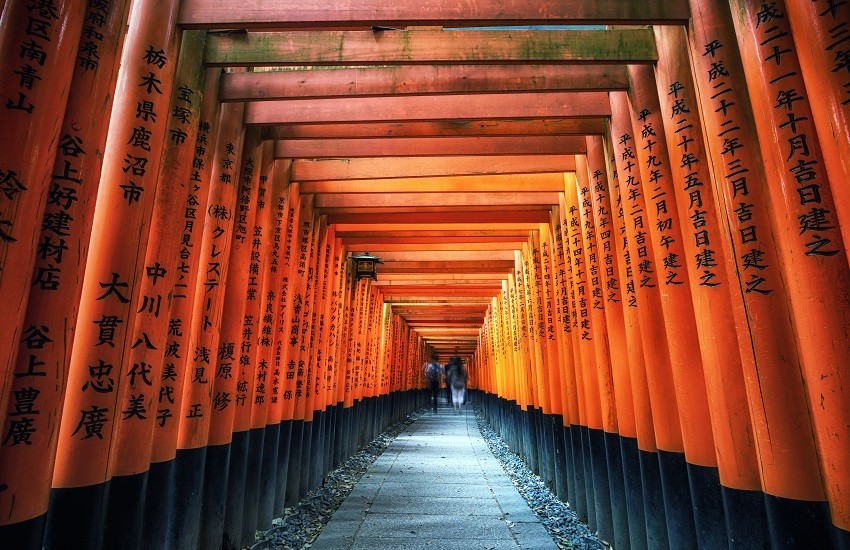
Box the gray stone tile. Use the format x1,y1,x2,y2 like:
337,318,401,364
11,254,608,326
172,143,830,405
510,522,559,549
368,494,503,516
356,513,514,540
350,537,520,549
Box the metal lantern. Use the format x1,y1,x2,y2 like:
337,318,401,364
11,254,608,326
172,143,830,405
351,252,382,280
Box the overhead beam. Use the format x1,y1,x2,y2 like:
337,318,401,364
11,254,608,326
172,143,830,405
204,29,657,66
221,65,629,102
245,92,610,125
178,0,690,28
261,118,607,140
274,136,587,158
342,242,524,252
374,250,515,261
339,230,534,238
303,173,566,194
292,156,576,181
333,222,541,232
328,211,549,224
378,261,515,273
342,237,528,246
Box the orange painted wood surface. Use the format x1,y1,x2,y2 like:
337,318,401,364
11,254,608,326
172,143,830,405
177,0,690,28
608,91,684,455
220,65,629,101
653,24,760,491
730,0,850,521
0,0,131,524
0,0,87,424
110,32,208,477
263,119,607,140
292,156,577,181
51,0,182,489
175,102,246,451
203,29,657,66
245,92,611,125
150,68,223,465
687,0,827,504
274,136,587,159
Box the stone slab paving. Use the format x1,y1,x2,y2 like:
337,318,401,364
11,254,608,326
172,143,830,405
311,406,558,550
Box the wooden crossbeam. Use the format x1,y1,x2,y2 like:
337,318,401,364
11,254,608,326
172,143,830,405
293,157,575,181
179,0,689,28
204,29,657,66
328,211,549,224
261,118,606,140
304,174,566,193
245,92,610,125
274,136,587,158
221,65,629,102
373,250,515,261
342,242,524,251
338,230,533,238
378,261,515,273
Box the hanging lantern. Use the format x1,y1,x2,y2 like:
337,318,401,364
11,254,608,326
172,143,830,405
351,252,382,280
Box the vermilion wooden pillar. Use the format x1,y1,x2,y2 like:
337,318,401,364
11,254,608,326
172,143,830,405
0,2,131,547
102,30,207,550
609,90,687,550
785,1,850,261
197,127,262,550
168,100,245,550
561,186,602,532
653,24,769,547
575,162,622,544
141,66,223,548
244,157,290,541
727,0,850,540
45,0,182,546
687,0,836,545
584,139,644,550
0,0,86,421
284,194,316,507
273,183,302,515
627,64,728,548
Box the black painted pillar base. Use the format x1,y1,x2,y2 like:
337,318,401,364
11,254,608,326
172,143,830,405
257,422,281,531
541,411,556,492
44,481,109,550
833,524,850,550
168,446,207,550
309,411,325,490
551,416,569,502
604,432,628,550
620,437,647,550
657,450,697,550
273,420,293,517
198,442,232,550
285,420,304,508
242,427,266,545
570,426,588,522
0,513,46,550
141,459,175,548
581,426,597,531
222,431,250,550
721,486,770,549
764,493,833,549
589,428,613,541
299,420,314,501
102,470,149,550
639,449,669,550
686,462,728,549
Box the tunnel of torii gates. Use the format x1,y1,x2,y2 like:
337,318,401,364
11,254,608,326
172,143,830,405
0,0,849,549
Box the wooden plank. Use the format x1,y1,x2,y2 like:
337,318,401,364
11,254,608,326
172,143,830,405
333,222,541,232
292,156,576,181
379,261,515,273
342,236,529,245
246,92,610,124
203,29,657,66
221,65,629,101
261,118,607,139
328,211,549,224
374,250,515,261
338,229,533,238
179,0,690,28
274,136,587,158
313,188,559,208
303,173,566,193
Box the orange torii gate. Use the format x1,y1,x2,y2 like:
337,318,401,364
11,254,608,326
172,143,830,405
0,1,848,549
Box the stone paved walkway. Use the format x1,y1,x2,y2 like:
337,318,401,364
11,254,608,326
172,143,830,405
311,403,558,549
